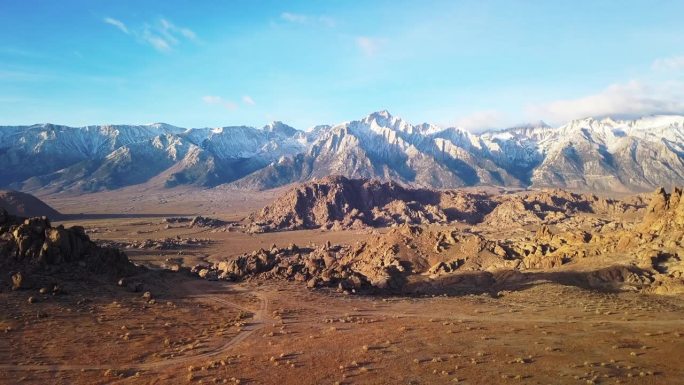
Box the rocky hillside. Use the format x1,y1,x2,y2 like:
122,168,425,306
246,176,496,232
481,188,643,229
2,112,683,193
0,190,60,218
247,176,642,232
202,187,683,296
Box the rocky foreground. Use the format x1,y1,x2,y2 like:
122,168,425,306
201,182,683,296
0,208,140,291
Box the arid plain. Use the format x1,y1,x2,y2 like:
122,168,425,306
1,179,683,385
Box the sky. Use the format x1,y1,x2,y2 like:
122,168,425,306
1,0,684,131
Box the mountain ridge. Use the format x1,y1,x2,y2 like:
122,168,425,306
1,111,683,194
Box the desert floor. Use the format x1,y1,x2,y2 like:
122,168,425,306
1,187,682,385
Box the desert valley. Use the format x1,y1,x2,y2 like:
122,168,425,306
3,2,684,384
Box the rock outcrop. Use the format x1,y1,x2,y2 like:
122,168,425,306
247,176,447,232
482,189,640,229
0,209,139,284
632,187,684,294
203,242,407,293
640,187,684,233
208,186,683,296
248,177,641,233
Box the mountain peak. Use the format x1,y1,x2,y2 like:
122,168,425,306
373,109,392,119
263,121,298,137
145,122,184,132
362,110,414,130
521,120,550,129
363,110,395,124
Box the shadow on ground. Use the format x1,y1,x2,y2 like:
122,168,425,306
404,264,651,297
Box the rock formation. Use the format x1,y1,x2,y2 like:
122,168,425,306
206,186,683,296
247,176,447,232
201,242,406,294
482,189,640,229
0,208,139,289
248,177,641,233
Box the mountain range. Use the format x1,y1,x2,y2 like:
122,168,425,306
1,110,683,194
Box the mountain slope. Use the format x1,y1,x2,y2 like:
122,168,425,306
1,112,683,193
1,122,301,193
0,189,60,218
531,116,684,192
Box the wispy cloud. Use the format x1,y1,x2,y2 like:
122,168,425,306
202,95,237,110
141,32,171,52
103,16,197,53
103,17,129,34
454,110,506,132
526,80,684,124
280,12,335,27
281,12,307,23
242,95,256,106
652,55,684,71
356,36,385,57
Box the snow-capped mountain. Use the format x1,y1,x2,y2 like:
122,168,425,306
1,112,683,194
530,116,684,192
0,121,301,193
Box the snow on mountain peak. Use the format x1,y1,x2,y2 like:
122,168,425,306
370,109,392,119
360,110,429,136
3,113,684,193
362,110,396,126
263,121,299,137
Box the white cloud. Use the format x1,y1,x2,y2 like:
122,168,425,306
280,12,335,27
103,17,196,53
242,95,256,106
526,80,684,124
141,29,172,52
103,17,129,34
202,95,237,110
281,12,308,23
454,110,506,132
179,28,197,40
652,55,684,71
156,19,179,46
356,36,385,57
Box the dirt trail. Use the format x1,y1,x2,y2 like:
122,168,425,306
0,281,271,373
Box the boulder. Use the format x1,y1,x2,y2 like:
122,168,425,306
11,272,25,290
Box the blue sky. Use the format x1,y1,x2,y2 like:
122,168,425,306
1,0,684,131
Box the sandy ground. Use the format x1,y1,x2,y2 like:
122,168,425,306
2,277,683,385
1,187,683,385
39,185,287,217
